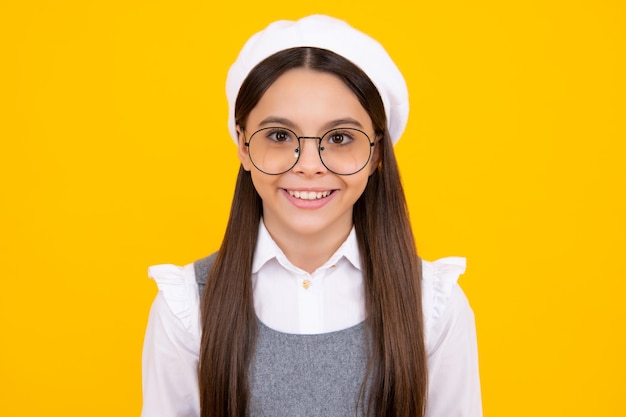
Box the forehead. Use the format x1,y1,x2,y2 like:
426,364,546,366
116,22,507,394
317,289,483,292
246,68,374,133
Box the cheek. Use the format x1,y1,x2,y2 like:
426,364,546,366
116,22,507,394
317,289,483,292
249,172,263,193
347,174,371,199
249,171,274,199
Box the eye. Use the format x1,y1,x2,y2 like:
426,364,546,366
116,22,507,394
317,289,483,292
266,128,294,143
325,130,354,145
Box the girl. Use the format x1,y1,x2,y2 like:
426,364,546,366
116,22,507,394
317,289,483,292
142,15,482,417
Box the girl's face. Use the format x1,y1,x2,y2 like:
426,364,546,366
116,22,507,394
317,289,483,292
237,68,379,242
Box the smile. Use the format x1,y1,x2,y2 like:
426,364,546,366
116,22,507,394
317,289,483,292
287,190,333,200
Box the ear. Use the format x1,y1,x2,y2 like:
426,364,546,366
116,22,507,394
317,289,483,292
236,125,252,171
368,135,383,176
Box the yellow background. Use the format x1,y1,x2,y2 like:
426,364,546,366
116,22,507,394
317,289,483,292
1,0,624,415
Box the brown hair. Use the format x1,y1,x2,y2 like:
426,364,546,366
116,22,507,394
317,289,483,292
199,47,426,417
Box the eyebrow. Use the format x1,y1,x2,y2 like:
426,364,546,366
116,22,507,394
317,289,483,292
258,117,365,131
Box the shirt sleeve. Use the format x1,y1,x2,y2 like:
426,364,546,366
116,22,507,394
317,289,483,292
141,264,201,417
423,259,482,417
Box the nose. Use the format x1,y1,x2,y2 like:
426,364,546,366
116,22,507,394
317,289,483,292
293,138,327,175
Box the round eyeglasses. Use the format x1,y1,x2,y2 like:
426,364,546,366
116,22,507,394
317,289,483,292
244,126,375,175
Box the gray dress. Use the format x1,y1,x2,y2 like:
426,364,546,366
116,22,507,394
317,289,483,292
195,254,369,417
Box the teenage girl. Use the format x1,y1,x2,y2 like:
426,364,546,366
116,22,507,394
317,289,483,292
142,14,482,417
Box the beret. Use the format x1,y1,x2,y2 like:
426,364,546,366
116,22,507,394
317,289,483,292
226,14,409,145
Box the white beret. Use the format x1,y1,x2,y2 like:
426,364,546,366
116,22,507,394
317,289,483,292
226,14,409,145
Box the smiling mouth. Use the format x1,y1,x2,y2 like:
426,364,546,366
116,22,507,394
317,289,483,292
287,190,334,200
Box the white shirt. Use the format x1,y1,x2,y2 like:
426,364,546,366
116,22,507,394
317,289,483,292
141,222,482,417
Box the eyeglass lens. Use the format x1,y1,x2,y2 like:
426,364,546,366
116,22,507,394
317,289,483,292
247,127,373,175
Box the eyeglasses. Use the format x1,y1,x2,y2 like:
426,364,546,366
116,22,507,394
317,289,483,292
244,126,375,175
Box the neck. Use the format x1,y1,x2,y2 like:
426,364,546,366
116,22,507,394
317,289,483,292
263,220,352,274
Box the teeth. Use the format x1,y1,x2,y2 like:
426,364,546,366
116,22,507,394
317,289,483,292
288,190,331,200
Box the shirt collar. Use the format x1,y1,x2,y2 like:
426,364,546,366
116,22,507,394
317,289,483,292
252,219,362,274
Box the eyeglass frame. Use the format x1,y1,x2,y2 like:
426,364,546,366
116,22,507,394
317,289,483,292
242,126,377,176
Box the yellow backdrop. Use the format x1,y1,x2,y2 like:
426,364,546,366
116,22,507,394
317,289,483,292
1,0,624,416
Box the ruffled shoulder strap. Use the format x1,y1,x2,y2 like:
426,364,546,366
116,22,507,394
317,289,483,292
148,263,200,338
421,257,467,342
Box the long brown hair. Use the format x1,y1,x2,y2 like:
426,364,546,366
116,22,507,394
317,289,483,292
199,47,427,417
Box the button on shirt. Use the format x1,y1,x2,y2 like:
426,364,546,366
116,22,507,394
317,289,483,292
141,221,482,417
251,223,366,334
